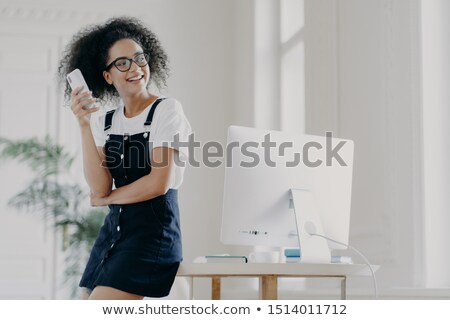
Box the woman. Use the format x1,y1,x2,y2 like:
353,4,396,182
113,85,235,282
58,17,192,300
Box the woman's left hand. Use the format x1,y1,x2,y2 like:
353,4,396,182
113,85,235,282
90,192,110,207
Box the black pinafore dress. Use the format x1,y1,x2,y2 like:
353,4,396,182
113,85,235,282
79,98,182,297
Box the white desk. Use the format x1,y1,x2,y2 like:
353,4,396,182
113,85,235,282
177,263,378,300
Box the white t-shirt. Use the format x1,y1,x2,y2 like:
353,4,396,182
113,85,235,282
90,97,192,189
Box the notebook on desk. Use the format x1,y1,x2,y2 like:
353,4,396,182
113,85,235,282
193,255,248,263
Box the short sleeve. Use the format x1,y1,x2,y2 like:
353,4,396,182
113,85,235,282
150,98,192,162
90,112,106,147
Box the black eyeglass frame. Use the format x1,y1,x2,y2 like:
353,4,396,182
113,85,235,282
104,53,150,72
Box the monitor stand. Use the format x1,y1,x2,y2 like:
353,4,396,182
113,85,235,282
290,188,331,263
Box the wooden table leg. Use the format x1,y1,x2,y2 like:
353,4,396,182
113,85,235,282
212,276,221,300
259,275,278,299
187,276,194,300
340,277,347,300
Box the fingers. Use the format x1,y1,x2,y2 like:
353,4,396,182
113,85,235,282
72,97,99,121
69,87,100,126
85,106,100,113
80,96,97,110
70,86,86,105
70,85,91,104
73,100,98,117
71,93,97,115
71,91,94,109
70,86,83,97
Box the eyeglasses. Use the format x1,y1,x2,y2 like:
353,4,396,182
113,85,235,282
104,53,150,72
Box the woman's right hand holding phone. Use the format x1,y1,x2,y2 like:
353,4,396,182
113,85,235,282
70,86,100,128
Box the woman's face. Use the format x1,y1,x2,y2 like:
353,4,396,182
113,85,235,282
102,38,151,98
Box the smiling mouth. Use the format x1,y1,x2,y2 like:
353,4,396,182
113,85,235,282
127,75,144,82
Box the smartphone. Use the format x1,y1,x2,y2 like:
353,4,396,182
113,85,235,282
66,68,95,109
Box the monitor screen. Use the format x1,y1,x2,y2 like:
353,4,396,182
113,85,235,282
221,125,354,252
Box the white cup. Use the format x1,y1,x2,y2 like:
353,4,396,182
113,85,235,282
248,251,280,263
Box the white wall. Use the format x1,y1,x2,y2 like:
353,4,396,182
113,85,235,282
0,26,62,300
231,0,447,298
421,0,450,288
337,0,424,291
302,0,427,294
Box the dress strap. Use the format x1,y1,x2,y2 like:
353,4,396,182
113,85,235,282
104,109,116,131
144,98,166,126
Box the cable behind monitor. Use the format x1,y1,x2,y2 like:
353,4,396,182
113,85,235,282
308,233,379,300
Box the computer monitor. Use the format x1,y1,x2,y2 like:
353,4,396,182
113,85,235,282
220,125,354,262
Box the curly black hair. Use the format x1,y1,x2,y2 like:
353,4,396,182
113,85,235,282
58,16,170,103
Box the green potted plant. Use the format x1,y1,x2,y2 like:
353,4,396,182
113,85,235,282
0,136,107,298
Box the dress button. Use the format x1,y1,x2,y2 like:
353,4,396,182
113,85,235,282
117,226,120,232
119,207,123,213
143,132,148,138
120,154,124,159
110,243,114,248
124,135,128,140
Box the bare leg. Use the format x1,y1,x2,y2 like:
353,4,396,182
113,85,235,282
81,287,91,300
88,286,144,300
